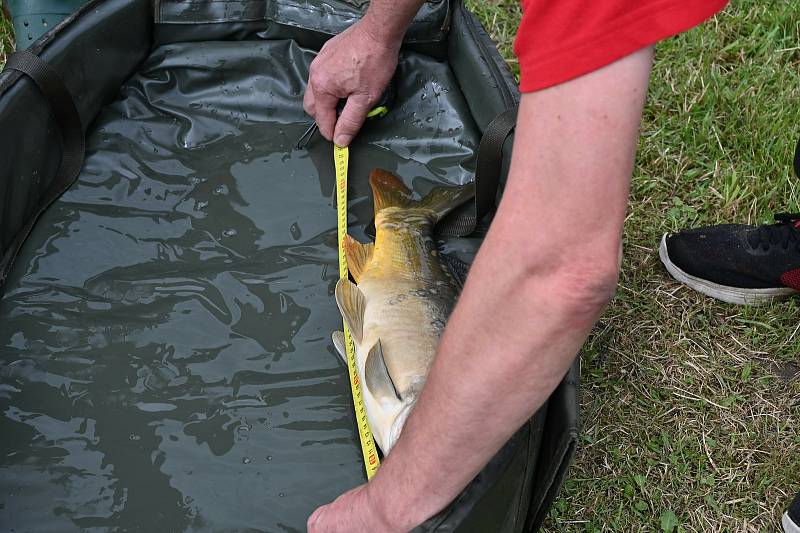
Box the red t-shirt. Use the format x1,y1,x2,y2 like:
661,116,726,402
514,0,729,92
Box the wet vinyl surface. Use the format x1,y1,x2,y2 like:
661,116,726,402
0,40,480,531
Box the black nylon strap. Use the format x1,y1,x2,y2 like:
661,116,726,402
437,106,518,237
0,50,85,289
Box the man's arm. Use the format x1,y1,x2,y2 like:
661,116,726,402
303,0,424,147
308,46,654,532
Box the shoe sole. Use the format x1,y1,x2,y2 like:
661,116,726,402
784,512,800,533
659,234,798,306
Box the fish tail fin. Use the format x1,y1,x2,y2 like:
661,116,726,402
343,234,374,283
369,169,413,214
416,182,475,223
369,168,475,223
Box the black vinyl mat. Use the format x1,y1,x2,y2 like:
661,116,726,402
0,39,482,531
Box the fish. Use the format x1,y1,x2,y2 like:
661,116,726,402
332,169,474,454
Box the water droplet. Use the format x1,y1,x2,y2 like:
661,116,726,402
266,455,273,461
242,457,251,464
213,185,229,195
243,142,253,152
289,222,302,240
129,433,141,441
421,94,427,100
223,228,238,238
279,492,285,498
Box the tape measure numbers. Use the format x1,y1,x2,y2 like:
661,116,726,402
334,144,381,479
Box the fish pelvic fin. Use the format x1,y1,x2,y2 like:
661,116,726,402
343,234,374,284
334,279,366,344
369,169,413,214
331,331,346,363
368,168,475,224
365,339,401,403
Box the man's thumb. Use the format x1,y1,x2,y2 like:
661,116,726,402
333,96,372,147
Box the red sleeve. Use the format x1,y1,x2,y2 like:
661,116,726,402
513,0,728,92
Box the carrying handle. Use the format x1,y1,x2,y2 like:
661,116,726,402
0,50,85,290
365,106,518,240
436,106,518,237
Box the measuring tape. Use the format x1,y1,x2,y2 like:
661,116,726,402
334,144,381,479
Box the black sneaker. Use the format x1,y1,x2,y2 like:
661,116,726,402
659,214,800,305
784,492,800,533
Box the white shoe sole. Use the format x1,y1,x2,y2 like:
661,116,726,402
658,234,798,306
784,512,800,533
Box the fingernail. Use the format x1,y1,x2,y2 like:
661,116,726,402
334,134,351,147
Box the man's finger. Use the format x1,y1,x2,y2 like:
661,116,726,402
303,79,316,117
313,90,339,142
333,95,373,147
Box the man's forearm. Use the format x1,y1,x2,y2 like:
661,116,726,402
365,47,655,530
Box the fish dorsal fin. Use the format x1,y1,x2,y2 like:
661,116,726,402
334,279,366,344
331,331,346,363
440,252,470,289
365,339,401,402
369,169,412,214
343,234,374,284
417,182,475,223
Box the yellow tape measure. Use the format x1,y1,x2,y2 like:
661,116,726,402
334,144,381,479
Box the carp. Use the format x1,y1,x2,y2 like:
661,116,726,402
333,169,474,453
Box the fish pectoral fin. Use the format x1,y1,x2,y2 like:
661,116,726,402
331,331,346,363
365,339,401,402
334,279,366,344
343,234,374,284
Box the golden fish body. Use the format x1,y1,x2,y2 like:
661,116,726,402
333,170,473,453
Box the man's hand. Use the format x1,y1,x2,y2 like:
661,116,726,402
303,0,425,146
303,22,399,147
306,483,402,533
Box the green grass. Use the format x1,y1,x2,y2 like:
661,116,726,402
0,1,797,530
471,1,800,531
1,3,13,67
